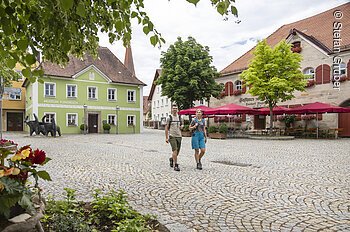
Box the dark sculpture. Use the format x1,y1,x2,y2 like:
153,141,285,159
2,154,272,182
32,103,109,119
24,114,61,137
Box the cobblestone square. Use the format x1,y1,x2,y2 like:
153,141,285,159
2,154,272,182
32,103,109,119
4,129,350,231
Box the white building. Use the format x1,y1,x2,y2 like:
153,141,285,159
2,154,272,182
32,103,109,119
148,69,207,123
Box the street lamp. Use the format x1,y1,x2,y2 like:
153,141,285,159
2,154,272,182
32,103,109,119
116,105,120,134
83,104,87,135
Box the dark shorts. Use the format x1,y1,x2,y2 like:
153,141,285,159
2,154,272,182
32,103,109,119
169,136,182,152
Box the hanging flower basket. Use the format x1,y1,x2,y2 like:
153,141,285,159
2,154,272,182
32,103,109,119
233,90,242,96
306,80,315,88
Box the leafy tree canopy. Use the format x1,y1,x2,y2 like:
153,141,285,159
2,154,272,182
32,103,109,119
0,0,238,83
241,39,306,130
156,36,223,110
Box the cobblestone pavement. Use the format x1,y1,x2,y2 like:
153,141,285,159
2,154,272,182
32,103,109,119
4,129,350,231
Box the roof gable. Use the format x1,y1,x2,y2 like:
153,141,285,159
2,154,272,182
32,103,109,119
147,69,161,101
220,2,350,76
72,65,112,83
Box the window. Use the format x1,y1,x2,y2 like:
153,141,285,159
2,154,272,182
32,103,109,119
43,113,55,123
127,115,135,126
89,72,95,80
165,98,168,106
108,88,116,101
88,87,97,99
200,99,204,105
153,101,156,108
67,113,78,126
6,88,21,100
166,113,168,117
340,62,346,75
108,114,116,125
235,80,242,90
127,90,136,102
303,67,315,79
157,100,159,108
67,85,77,98
161,99,164,107
45,83,55,97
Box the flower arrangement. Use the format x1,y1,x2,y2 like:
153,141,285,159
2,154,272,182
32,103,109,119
0,141,51,219
306,79,315,88
301,115,316,120
233,89,242,96
291,46,302,53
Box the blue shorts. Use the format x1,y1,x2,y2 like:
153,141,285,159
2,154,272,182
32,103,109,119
192,131,206,149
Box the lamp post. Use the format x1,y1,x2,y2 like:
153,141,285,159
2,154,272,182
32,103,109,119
116,105,120,134
83,104,87,135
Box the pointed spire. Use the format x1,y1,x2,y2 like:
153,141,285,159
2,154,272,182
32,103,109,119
124,46,135,76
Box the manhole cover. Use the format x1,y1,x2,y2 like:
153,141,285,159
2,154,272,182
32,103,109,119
212,161,252,167
144,149,158,153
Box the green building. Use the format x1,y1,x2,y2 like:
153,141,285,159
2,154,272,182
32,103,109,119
23,47,145,134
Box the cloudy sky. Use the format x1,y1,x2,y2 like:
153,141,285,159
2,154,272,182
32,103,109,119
99,0,348,96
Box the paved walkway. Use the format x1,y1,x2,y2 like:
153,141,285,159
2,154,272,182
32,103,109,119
4,130,350,231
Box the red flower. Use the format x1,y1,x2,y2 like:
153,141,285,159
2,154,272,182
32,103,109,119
32,149,46,164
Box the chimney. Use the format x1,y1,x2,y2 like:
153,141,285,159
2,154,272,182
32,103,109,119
124,46,135,76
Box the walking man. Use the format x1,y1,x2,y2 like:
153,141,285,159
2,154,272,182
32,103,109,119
165,104,183,171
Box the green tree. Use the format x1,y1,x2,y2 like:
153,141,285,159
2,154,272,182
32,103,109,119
156,36,223,110
241,39,306,132
0,0,238,83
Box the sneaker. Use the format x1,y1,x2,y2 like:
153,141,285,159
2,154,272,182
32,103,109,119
169,158,174,168
174,164,180,171
197,162,202,170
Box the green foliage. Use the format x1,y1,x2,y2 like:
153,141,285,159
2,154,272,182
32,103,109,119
284,115,296,128
241,39,306,130
80,124,87,131
218,124,228,134
0,0,238,83
42,188,155,232
103,123,111,130
157,37,223,110
208,126,218,133
182,124,190,132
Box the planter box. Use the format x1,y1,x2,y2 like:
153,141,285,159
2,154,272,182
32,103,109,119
181,131,192,137
209,133,227,139
103,130,110,134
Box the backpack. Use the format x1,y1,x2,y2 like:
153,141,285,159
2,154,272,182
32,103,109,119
168,115,182,129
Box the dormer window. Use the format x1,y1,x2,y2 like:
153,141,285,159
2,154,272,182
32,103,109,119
291,41,302,53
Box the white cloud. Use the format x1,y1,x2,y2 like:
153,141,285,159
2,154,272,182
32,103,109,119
99,0,348,96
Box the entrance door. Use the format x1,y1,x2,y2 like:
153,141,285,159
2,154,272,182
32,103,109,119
88,114,98,133
7,112,23,131
254,115,266,129
339,112,350,137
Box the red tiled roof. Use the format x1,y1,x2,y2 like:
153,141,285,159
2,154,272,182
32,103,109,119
221,2,350,76
41,47,145,86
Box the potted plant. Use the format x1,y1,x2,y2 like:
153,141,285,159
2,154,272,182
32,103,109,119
80,124,87,133
0,142,51,231
284,115,296,128
103,123,111,134
181,124,192,137
208,125,227,139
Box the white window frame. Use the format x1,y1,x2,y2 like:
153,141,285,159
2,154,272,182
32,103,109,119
8,88,21,100
235,80,242,91
127,90,136,103
165,98,168,106
127,115,136,126
87,86,98,100
340,62,346,75
107,88,117,101
66,84,77,98
303,67,315,80
66,113,78,126
43,112,56,123
44,82,56,97
107,114,116,125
